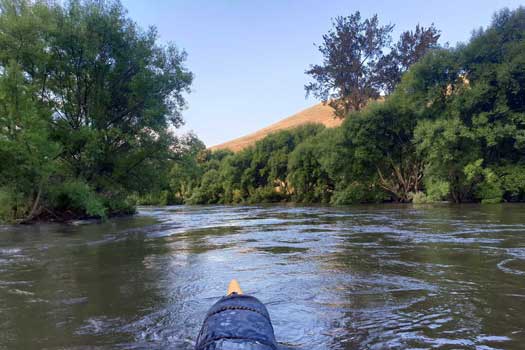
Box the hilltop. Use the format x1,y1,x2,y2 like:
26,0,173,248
209,103,341,152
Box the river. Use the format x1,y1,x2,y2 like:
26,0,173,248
1,204,524,349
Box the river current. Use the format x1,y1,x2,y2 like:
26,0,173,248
1,204,524,349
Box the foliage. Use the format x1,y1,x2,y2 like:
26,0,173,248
410,191,430,204
247,186,287,204
47,180,106,218
339,96,424,202
331,182,385,205
187,169,224,204
463,160,503,204
3,3,525,220
305,12,440,117
0,0,192,222
498,165,525,202
168,125,326,205
0,61,60,222
305,12,394,116
176,7,525,207
423,179,450,202
414,117,479,202
412,7,525,202
288,139,332,203
0,187,29,223
378,24,441,94
168,133,207,204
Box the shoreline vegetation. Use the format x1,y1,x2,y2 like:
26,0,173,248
0,0,192,223
147,7,525,208
1,1,524,224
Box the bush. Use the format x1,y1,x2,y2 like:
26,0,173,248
331,183,367,204
423,179,450,202
0,188,29,223
248,186,287,203
48,180,106,218
464,160,503,203
410,191,430,204
498,165,525,201
331,182,386,205
478,169,503,204
231,189,245,204
187,169,224,204
136,191,169,206
104,195,137,216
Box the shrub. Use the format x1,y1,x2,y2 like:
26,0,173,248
104,195,136,216
410,191,430,204
331,182,386,205
478,169,503,204
248,186,287,203
0,188,29,223
424,179,450,202
136,191,169,206
464,160,503,204
187,169,224,204
498,165,525,201
48,180,106,218
231,189,245,204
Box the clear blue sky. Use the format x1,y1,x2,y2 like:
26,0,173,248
121,0,523,147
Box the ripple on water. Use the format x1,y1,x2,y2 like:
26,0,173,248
497,258,525,276
1,204,525,349
75,316,124,336
496,248,525,276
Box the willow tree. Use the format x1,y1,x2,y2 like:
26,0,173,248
0,0,192,221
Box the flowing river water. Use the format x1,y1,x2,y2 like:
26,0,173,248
1,204,525,350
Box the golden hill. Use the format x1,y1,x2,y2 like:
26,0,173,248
209,103,341,152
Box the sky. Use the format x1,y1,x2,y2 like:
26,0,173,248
121,0,523,147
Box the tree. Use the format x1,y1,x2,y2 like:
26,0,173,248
0,61,60,221
169,133,207,203
415,118,480,203
163,7,525,207
287,140,332,203
338,95,424,202
413,7,525,203
0,0,193,221
306,13,441,118
378,24,441,94
305,12,394,117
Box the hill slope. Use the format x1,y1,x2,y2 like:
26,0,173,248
209,103,341,152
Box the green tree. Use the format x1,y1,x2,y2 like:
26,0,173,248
0,61,60,221
378,24,441,94
287,139,333,203
336,94,424,202
415,117,480,202
305,13,441,118
0,0,192,220
169,133,207,203
413,7,525,202
305,12,394,117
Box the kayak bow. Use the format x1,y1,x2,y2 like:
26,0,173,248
195,280,279,350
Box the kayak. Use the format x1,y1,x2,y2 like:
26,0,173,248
195,279,279,350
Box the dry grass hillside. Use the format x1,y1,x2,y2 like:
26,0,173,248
209,103,341,152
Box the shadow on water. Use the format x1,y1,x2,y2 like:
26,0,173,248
0,203,525,349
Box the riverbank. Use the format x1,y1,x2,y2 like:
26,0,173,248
14,199,525,225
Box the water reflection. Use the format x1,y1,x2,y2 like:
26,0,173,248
0,204,524,349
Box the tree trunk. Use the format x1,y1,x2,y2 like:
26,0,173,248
19,181,43,224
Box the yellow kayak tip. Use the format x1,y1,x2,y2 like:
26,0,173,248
227,279,243,295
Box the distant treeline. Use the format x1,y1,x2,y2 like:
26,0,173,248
151,7,525,206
